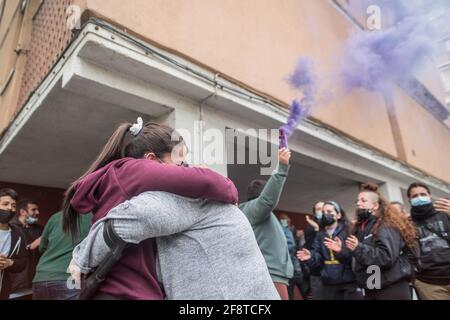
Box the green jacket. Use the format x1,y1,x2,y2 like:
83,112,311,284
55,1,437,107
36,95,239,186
239,163,293,284
33,212,91,283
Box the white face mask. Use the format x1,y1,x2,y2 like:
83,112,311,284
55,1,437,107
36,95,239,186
410,196,432,207
25,216,38,225
280,219,289,227
315,211,323,220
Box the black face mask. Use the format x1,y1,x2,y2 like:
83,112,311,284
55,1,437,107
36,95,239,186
321,213,336,227
0,209,15,224
356,209,372,222
410,203,435,221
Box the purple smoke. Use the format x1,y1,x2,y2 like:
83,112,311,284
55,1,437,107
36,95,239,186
341,16,433,94
279,99,308,149
288,57,316,105
279,58,316,148
340,0,450,95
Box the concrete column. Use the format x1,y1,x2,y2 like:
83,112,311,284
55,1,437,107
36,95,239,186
171,99,229,177
380,181,404,203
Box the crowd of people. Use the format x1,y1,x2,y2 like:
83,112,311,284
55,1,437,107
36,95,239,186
288,183,450,300
1,118,450,300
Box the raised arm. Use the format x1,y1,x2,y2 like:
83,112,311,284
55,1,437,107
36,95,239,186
107,192,206,242
121,159,238,204
242,149,290,225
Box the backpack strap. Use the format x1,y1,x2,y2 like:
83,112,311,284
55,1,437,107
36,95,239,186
78,220,128,300
103,219,128,251
422,215,450,243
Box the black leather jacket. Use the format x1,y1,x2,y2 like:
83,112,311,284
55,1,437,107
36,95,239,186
412,209,450,285
352,216,414,290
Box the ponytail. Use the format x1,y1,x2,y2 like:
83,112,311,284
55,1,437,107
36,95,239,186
62,121,183,238
62,123,132,238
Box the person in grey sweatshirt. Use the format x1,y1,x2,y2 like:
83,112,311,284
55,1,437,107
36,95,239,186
72,191,280,300
239,148,294,300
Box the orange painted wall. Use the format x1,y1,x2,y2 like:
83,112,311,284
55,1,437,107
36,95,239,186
85,0,399,158
0,0,83,133
2,0,449,184
85,0,450,183
393,88,450,183
0,0,25,132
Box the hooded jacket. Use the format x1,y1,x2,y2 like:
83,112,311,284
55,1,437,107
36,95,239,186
304,216,322,277
239,164,293,285
70,157,238,299
0,224,28,300
9,217,43,292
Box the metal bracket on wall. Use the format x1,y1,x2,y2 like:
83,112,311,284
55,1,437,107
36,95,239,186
14,45,29,55
20,0,28,13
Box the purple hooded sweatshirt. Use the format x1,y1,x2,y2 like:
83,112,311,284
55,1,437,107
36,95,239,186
70,157,238,300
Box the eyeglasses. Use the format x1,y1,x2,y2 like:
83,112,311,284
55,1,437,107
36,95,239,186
178,161,189,167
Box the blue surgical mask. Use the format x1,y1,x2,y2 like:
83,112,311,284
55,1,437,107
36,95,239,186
411,196,432,207
280,219,288,227
25,216,38,225
315,211,323,220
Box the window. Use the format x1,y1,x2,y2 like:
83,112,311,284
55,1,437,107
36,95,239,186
0,68,15,96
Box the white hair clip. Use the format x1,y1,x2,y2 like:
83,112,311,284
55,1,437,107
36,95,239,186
129,117,143,136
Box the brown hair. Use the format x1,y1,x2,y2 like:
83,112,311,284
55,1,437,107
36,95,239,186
312,201,324,215
17,198,38,213
356,183,416,248
0,188,18,201
62,121,184,238
247,179,267,201
407,182,431,198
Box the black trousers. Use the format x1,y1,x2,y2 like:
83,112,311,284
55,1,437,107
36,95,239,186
310,275,324,300
322,283,363,300
364,280,412,300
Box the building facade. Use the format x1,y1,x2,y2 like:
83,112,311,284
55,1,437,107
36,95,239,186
1,0,449,223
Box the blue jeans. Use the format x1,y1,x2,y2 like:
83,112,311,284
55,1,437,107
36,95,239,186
32,281,79,300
